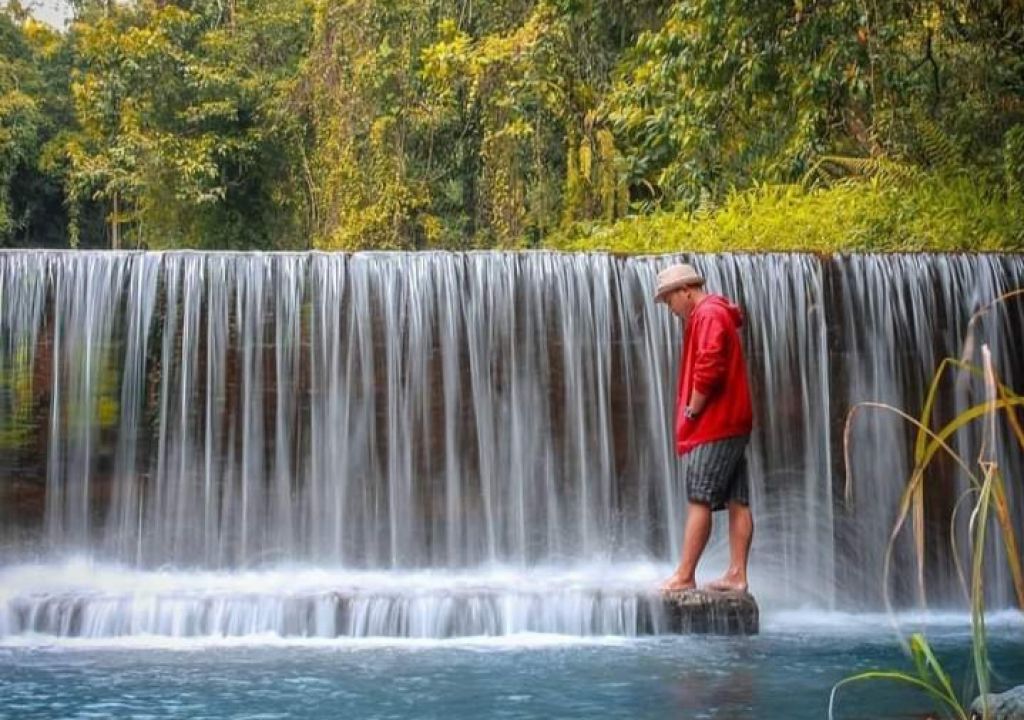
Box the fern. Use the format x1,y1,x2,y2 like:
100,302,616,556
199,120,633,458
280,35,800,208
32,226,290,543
802,154,918,189
804,110,966,191
914,113,963,172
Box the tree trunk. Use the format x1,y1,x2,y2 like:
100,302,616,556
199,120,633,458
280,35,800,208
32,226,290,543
111,192,120,250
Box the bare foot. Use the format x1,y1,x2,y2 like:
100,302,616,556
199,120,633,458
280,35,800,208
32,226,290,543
704,572,748,593
660,574,696,592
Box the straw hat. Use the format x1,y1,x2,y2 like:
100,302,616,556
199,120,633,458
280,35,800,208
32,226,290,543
654,263,705,303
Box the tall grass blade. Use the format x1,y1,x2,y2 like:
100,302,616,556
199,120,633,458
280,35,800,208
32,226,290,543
910,633,960,708
828,667,968,720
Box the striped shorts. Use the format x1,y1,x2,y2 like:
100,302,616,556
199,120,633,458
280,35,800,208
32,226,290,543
683,435,751,511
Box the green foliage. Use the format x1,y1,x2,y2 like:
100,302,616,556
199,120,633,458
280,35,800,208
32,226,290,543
547,174,1024,254
308,0,654,250
604,1,1024,212
605,0,868,209
50,0,315,249
915,113,963,173
803,155,920,189
1,0,1023,249
1006,125,1024,202
304,0,437,250
0,10,75,246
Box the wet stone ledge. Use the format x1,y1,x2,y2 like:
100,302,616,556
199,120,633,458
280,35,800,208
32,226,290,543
3,589,759,639
660,589,760,635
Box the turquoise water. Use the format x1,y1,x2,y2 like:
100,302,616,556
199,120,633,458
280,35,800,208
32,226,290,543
3,616,1023,720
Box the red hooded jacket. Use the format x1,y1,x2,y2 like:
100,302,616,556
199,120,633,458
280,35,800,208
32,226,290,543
675,294,753,455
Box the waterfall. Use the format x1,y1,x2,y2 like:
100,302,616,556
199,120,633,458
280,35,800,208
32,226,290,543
834,254,1024,607
0,250,1021,639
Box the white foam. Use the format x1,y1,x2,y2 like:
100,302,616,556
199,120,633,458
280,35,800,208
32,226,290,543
0,557,670,599
5,560,1020,648
0,559,677,643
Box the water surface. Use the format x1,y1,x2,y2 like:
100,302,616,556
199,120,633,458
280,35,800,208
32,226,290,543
3,614,1022,720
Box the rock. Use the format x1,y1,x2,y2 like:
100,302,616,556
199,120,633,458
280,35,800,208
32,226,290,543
971,685,1024,720
661,588,759,635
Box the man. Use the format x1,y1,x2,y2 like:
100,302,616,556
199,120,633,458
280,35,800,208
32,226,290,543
654,262,754,593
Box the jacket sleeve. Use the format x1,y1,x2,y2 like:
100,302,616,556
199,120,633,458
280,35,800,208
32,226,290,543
691,311,729,396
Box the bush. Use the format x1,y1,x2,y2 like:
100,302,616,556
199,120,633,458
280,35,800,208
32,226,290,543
544,175,1024,254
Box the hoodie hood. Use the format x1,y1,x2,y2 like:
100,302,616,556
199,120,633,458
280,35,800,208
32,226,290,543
697,294,744,328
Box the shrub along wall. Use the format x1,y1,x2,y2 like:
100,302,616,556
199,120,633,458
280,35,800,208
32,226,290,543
545,175,1024,254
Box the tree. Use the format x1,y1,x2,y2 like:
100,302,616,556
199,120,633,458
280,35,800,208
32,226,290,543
605,1,1024,210
309,0,662,249
2,0,1018,248
0,6,75,247
55,0,314,249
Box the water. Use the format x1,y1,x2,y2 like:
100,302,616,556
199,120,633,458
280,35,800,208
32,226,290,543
2,252,838,603
2,250,1023,716
2,615,1023,719
3,251,1021,613
835,254,1024,606
0,561,679,638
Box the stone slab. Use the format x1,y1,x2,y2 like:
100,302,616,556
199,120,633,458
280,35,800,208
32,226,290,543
661,588,759,635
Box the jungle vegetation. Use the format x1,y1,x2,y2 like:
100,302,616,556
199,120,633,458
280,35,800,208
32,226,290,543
1,0,1022,252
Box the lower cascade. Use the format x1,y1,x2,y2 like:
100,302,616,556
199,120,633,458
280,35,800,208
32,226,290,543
0,563,754,639
1,251,1022,640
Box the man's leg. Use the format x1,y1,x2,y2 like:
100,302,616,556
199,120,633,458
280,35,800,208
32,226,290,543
661,502,712,591
707,500,753,592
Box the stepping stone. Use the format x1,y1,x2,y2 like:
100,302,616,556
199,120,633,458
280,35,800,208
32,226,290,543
661,588,759,635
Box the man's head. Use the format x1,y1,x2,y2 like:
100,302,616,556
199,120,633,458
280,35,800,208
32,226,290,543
654,263,706,320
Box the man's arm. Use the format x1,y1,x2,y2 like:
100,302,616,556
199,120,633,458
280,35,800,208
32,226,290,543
687,313,728,416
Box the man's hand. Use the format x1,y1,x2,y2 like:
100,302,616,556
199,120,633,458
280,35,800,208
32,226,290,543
687,389,708,416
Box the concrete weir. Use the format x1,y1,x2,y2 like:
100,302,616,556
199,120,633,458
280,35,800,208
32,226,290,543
2,582,760,639
661,589,760,635
2,251,1023,641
